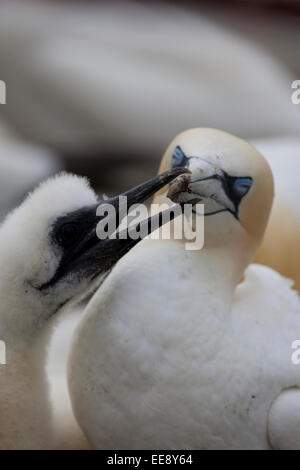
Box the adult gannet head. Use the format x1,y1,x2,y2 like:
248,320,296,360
156,128,274,260
0,170,184,335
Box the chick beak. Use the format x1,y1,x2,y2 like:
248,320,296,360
39,167,188,291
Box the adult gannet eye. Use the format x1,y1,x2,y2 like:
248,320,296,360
231,177,253,199
171,146,188,168
56,222,80,248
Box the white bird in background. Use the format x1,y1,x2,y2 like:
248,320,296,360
252,136,300,292
68,128,300,450
0,169,182,449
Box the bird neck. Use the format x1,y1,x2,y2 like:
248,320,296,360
152,196,256,286
148,239,244,348
0,276,49,341
0,285,55,449
0,328,54,449
188,244,242,305
156,214,254,290
200,239,255,289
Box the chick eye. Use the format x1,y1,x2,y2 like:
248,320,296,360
57,222,80,247
171,146,188,168
232,177,253,198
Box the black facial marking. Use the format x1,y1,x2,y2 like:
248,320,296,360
38,204,101,291
221,173,253,216
193,207,229,217
55,222,83,249
171,148,253,220
51,206,98,252
196,172,252,219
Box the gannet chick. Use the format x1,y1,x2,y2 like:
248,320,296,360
69,129,300,450
0,168,183,449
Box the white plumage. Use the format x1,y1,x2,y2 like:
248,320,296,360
0,167,180,449
0,174,97,449
68,129,300,449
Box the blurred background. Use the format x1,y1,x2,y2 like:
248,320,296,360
0,0,299,429
0,0,299,204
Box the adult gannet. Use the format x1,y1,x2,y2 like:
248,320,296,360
0,168,183,449
69,128,300,450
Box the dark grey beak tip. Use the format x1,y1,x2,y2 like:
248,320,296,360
161,166,191,181
121,166,191,209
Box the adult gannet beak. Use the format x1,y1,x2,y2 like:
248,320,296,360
39,168,188,291
168,159,252,219
189,171,252,218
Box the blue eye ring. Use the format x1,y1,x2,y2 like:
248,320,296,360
232,177,253,198
171,146,188,168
